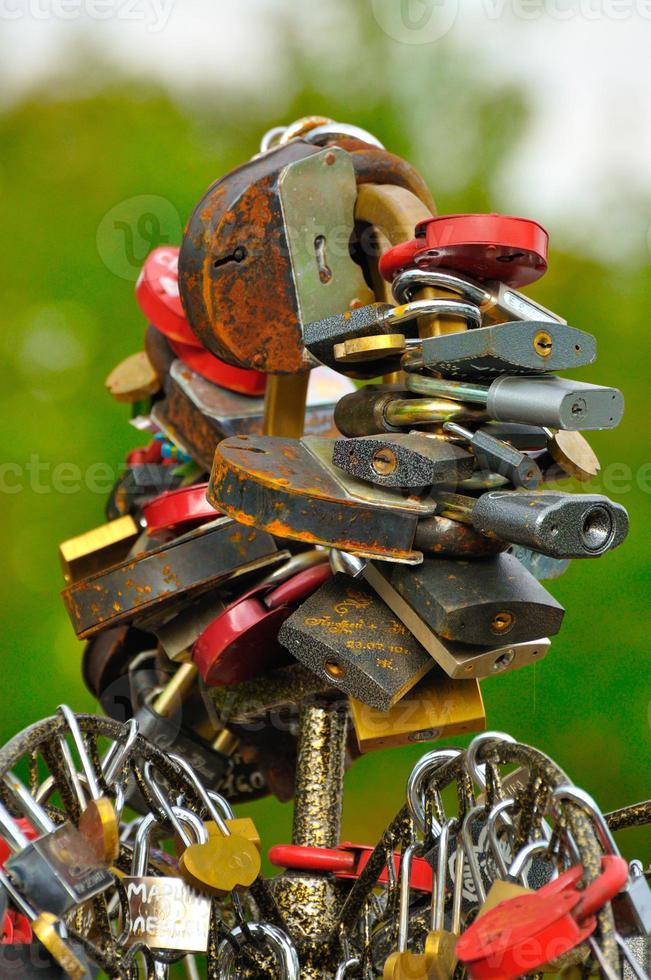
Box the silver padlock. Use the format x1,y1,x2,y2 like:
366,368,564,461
416,319,596,378
122,807,212,954
437,489,629,560
407,373,625,431
553,784,651,939
0,780,113,918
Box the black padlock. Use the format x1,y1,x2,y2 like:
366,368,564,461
388,552,564,646
332,433,474,489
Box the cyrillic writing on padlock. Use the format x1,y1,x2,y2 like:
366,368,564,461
278,575,435,710
123,876,211,953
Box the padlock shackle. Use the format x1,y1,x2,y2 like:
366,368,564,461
168,753,233,836
57,705,102,802
406,748,463,833
131,807,207,877
552,784,620,858
216,922,300,979
3,773,56,838
462,805,489,904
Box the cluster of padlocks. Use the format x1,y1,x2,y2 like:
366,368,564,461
1,116,648,977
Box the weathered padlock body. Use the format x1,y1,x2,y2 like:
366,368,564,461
62,517,282,638
278,574,435,710
332,433,474,489
364,562,551,679
420,320,596,378
179,142,373,373
209,434,434,561
388,552,565,646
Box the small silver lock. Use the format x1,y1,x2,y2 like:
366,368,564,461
122,806,211,954
1,777,113,918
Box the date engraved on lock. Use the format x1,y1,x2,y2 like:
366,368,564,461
123,877,211,953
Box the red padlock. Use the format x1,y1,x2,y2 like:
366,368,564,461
126,440,164,467
136,246,200,347
456,855,629,980
167,338,267,397
137,247,267,396
0,819,38,867
2,911,32,944
267,842,434,893
379,213,548,287
192,562,332,687
142,483,218,536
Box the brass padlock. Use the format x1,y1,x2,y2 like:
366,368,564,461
58,514,140,585
349,669,485,752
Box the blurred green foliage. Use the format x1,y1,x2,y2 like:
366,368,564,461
0,8,648,878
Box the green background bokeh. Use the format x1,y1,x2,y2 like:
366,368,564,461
0,5,648,869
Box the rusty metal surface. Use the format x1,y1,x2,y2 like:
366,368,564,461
208,434,422,561
414,515,508,558
388,552,565,645
62,517,280,638
156,360,343,470
179,140,320,373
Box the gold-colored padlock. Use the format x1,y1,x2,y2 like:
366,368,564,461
78,796,120,864
334,333,408,364
58,515,140,584
349,670,486,752
179,832,261,896
547,429,600,482
32,912,87,979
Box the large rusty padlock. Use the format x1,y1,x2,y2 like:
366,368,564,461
178,136,435,374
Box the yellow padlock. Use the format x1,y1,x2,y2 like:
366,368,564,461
205,816,261,853
179,832,261,896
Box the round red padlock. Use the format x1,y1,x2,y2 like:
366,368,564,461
136,247,200,347
142,483,218,535
193,562,332,687
456,855,629,980
379,213,548,287
167,338,267,397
